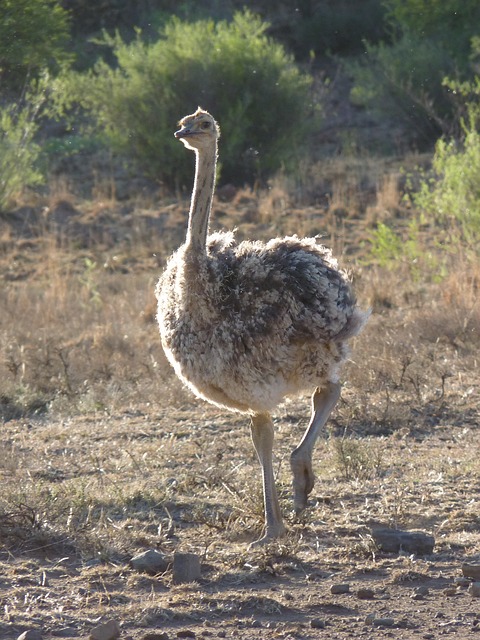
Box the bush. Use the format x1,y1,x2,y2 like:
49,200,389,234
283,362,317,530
412,49,480,241
0,81,47,212
348,0,480,146
0,0,72,86
291,0,387,58
413,119,480,239
54,11,314,186
348,33,455,146
384,0,480,64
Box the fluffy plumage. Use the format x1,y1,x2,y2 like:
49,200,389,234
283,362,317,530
157,231,365,414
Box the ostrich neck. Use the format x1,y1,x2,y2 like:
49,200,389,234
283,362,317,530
185,143,217,252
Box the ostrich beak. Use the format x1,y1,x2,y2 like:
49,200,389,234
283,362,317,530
174,125,192,139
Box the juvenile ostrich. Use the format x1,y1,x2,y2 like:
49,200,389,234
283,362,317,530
156,108,369,544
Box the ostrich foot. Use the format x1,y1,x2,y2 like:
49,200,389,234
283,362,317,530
290,450,315,514
249,522,286,548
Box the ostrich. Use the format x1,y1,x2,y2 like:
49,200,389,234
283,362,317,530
156,108,369,544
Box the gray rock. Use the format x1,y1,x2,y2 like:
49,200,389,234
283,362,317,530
372,617,396,627
172,552,201,584
131,549,170,575
462,563,480,580
468,582,480,597
17,631,43,640
370,527,435,555
411,585,429,600
330,583,350,594
310,618,326,629
357,588,375,600
89,619,121,640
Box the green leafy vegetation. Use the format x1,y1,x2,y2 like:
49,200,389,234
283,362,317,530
348,35,455,145
413,119,480,240
0,79,48,212
0,0,72,87
53,11,314,186
348,0,480,146
412,47,480,243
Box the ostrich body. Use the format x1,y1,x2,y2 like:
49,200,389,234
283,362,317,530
156,108,368,543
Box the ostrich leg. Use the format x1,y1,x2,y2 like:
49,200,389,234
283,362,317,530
290,382,341,513
250,413,286,544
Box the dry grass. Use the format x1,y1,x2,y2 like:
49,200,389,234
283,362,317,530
1,156,479,638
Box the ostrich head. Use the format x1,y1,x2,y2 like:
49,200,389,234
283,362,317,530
174,107,220,151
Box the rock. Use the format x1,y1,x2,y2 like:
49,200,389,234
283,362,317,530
330,583,350,594
172,552,201,584
176,632,196,639
372,618,396,627
51,628,79,637
131,549,170,575
468,582,480,597
17,631,43,640
141,634,169,640
443,587,458,597
411,586,429,600
89,619,121,640
462,563,480,580
370,527,435,555
357,588,375,600
310,618,326,629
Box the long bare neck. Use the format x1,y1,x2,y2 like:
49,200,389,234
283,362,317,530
185,142,217,252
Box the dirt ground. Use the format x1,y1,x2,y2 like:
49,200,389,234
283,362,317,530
1,401,479,640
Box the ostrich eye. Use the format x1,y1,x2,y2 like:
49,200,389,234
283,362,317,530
201,121,210,130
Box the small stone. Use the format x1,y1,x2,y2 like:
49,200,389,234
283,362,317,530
251,620,262,628
372,617,396,627
443,587,458,597
462,564,480,580
357,588,375,600
89,619,121,640
173,552,201,584
331,583,350,594
370,527,434,555
17,632,43,640
142,633,170,640
310,618,326,629
131,549,170,575
411,585,429,600
51,629,79,638
177,632,196,639
468,582,480,597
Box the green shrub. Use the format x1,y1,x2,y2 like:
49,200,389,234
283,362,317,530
413,119,480,240
368,219,431,279
348,0,480,146
348,33,455,146
291,0,387,57
384,0,480,64
412,50,480,241
54,11,314,186
0,81,47,212
0,0,72,86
